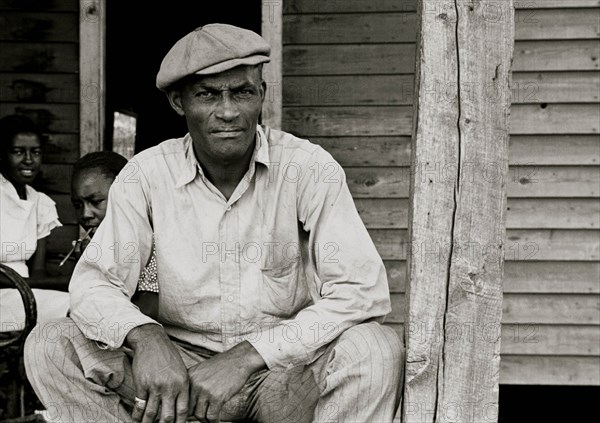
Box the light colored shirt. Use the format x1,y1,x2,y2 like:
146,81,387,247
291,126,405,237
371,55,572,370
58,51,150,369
69,125,391,370
0,175,61,277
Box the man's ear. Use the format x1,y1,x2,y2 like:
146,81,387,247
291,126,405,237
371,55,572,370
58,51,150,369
260,80,267,102
166,89,185,116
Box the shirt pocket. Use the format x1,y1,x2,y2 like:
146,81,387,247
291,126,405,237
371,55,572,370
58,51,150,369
260,260,308,318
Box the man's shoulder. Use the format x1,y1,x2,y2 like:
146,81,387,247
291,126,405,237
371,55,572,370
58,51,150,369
132,137,186,164
262,125,332,165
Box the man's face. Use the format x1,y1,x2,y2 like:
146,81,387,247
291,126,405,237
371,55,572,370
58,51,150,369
168,65,266,166
71,169,114,236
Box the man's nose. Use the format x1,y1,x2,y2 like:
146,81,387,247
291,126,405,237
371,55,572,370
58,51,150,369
23,151,33,163
82,203,94,219
215,93,240,121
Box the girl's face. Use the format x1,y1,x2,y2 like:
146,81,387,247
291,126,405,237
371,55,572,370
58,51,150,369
71,169,114,236
2,133,42,187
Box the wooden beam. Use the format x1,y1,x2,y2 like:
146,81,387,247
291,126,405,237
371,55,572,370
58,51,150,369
403,1,514,422
261,0,282,129
79,0,105,156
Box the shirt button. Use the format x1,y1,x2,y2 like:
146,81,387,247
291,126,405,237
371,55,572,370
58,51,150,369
227,338,235,344
227,295,234,302
225,205,232,211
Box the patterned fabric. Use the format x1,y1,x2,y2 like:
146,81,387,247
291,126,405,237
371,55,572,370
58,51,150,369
137,248,158,293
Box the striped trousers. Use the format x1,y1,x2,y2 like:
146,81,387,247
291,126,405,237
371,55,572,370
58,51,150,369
24,318,403,422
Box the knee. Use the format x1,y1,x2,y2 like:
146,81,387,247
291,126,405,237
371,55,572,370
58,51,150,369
24,317,81,372
338,321,404,369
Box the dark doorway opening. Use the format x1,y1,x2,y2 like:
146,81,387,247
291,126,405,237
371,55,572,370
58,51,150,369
105,1,262,154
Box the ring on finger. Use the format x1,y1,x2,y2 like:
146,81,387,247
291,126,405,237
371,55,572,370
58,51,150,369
134,396,147,410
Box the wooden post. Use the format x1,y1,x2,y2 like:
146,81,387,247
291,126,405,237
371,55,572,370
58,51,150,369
403,1,514,422
261,0,283,129
79,0,105,156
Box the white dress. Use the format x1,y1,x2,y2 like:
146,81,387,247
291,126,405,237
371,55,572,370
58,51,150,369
0,175,69,332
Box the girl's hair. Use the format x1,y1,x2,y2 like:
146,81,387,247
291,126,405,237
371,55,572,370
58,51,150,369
72,151,128,181
0,114,43,156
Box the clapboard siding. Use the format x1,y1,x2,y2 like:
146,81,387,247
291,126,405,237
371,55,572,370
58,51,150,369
282,1,600,386
0,12,79,42
357,198,599,229
0,1,80,264
283,0,600,13
283,9,599,44
308,135,599,166
0,73,80,103
284,73,600,105
385,261,600,294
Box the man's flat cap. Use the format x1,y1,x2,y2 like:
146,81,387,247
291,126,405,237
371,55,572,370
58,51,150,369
156,23,271,91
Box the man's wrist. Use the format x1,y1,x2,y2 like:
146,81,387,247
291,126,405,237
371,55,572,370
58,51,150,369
236,341,267,374
125,323,165,350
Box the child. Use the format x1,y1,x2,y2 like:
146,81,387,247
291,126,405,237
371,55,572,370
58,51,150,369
70,151,158,318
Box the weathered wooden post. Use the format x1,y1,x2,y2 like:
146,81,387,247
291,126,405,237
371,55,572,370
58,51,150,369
402,0,514,422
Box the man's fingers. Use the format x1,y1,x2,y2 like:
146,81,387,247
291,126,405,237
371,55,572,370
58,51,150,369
175,389,190,423
193,396,209,423
131,392,148,423
141,393,160,423
159,394,177,423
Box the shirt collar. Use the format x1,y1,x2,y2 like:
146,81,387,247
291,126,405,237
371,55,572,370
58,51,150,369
175,125,270,188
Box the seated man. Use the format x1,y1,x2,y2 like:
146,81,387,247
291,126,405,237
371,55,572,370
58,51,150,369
24,24,403,423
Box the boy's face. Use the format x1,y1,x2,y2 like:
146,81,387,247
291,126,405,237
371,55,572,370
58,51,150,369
71,169,114,236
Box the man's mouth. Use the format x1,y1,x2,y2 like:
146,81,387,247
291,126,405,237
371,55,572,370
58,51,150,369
211,128,244,137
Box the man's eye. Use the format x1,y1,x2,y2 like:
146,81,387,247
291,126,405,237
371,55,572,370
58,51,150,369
32,150,42,156
236,90,254,98
91,199,104,207
72,202,82,210
195,91,213,98
10,150,24,156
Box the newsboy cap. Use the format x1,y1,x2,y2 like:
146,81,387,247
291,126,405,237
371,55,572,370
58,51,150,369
156,23,271,91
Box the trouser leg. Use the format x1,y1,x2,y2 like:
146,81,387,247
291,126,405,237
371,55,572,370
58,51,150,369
24,318,136,423
309,321,404,423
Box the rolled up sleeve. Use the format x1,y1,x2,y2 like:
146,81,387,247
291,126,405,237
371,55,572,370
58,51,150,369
69,159,160,349
249,147,391,370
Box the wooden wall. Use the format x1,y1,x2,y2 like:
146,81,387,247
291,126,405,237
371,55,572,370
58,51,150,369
282,0,600,385
0,0,80,271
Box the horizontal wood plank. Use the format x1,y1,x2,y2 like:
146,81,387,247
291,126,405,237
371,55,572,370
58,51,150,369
0,73,79,103
344,166,599,198
283,104,600,137
0,42,78,73
283,45,416,75
0,0,78,11
282,0,600,13
499,355,600,385
310,136,411,166
358,198,599,229
385,261,600,294
304,135,598,168
387,293,600,324
283,41,599,75
283,106,413,136
284,73,600,106
513,40,600,71
0,11,78,42
43,133,79,163
500,325,600,356
509,135,600,165
506,199,599,229
511,104,599,134
371,229,600,261
37,163,72,194
283,10,599,44
0,103,78,133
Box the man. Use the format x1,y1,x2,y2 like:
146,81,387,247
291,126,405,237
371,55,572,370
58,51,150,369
24,24,403,423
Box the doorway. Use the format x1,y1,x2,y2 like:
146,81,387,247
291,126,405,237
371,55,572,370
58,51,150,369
105,1,262,154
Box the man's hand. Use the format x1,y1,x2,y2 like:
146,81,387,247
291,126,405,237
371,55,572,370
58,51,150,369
188,341,266,423
126,324,190,423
